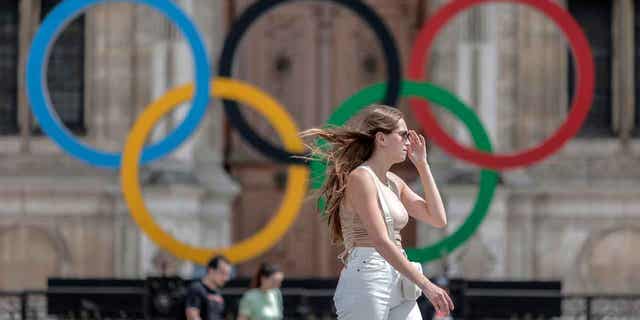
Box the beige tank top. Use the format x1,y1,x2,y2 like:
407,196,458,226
338,165,409,263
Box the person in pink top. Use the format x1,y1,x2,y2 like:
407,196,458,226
301,105,454,320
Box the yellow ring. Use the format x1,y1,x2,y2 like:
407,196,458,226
121,78,309,264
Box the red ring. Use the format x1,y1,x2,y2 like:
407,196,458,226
408,0,594,170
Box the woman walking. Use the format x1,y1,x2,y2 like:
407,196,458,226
302,105,454,319
237,262,284,320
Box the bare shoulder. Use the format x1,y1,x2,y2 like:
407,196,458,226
344,167,376,210
345,167,380,197
346,167,374,189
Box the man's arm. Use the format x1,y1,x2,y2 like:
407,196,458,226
186,307,201,320
185,285,202,320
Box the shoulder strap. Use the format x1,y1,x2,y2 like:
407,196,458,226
358,166,395,242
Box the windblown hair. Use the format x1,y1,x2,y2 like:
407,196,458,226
299,105,403,245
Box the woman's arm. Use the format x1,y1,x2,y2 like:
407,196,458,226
347,168,453,314
237,293,251,320
346,168,432,289
346,167,453,315
397,130,447,228
186,307,201,320
390,162,447,228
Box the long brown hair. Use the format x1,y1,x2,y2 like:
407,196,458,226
300,105,404,245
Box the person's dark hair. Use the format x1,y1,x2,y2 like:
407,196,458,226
250,262,281,289
300,105,403,245
207,255,230,271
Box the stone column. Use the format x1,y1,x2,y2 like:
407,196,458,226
96,0,238,277
423,0,461,170
139,0,239,277
86,3,139,151
498,1,569,186
511,1,567,154
612,0,635,142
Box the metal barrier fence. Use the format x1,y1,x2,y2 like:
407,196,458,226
0,291,47,320
1,290,639,319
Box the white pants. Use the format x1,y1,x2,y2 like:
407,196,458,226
333,247,422,320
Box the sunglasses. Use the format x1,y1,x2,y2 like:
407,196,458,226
393,130,409,142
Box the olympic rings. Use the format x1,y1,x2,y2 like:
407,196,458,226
26,0,596,265
26,0,211,168
121,78,309,264
408,0,595,169
218,0,402,165
310,81,499,263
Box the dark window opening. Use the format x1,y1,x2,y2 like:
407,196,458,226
0,0,19,135
37,0,85,135
568,0,613,137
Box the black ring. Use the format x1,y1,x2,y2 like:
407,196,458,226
218,0,402,165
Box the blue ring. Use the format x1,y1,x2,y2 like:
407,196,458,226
26,0,211,168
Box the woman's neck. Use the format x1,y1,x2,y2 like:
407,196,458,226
363,154,393,184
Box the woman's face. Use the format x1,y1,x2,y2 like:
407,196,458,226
262,271,284,289
382,118,410,163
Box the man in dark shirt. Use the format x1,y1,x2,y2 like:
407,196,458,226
185,255,232,320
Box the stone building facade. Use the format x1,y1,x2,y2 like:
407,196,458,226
0,0,638,294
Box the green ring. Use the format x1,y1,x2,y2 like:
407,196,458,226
310,80,499,263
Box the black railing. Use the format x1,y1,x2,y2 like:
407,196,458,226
1,289,639,319
0,290,47,320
